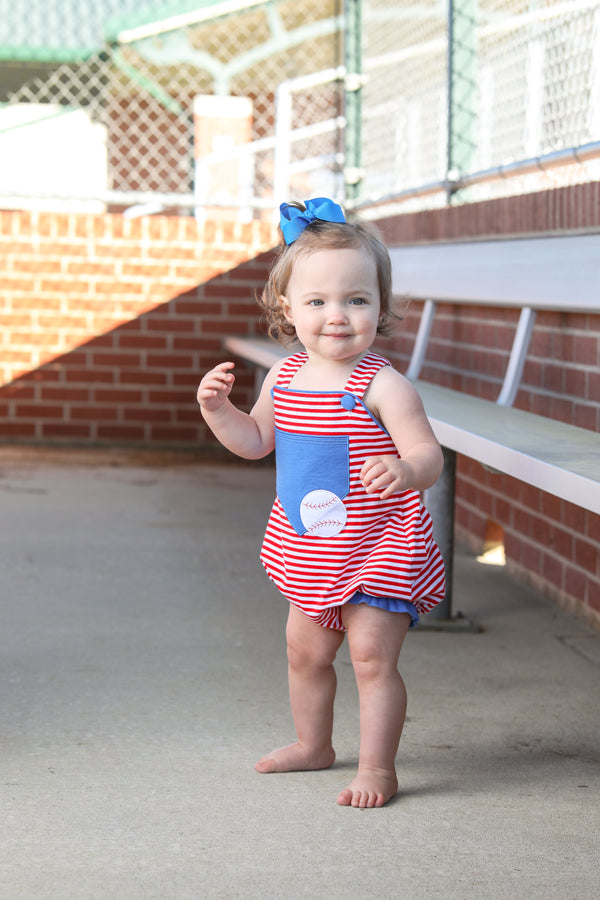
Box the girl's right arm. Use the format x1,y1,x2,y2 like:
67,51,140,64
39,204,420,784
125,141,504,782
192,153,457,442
197,360,281,459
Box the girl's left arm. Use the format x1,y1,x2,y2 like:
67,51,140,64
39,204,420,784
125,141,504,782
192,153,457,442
361,366,444,499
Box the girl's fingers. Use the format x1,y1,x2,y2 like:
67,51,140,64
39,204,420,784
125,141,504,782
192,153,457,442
200,363,235,390
209,374,233,389
197,362,235,407
361,457,386,485
361,457,401,497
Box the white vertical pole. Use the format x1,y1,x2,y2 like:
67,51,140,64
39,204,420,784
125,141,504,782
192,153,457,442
524,39,545,158
589,9,600,138
274,81,292,207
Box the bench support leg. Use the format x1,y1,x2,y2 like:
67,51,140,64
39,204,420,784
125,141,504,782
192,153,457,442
422,448,480,631
424,446,456,620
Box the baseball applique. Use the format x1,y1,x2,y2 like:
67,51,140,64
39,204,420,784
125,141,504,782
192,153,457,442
299,489,347,537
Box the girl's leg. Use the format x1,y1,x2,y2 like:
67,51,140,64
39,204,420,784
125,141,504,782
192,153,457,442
337,602,411,808
256,603,345,773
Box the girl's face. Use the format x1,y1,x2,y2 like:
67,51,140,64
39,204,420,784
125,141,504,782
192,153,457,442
281,245,381,364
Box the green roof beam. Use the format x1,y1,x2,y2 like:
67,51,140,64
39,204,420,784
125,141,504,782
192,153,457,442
111,48,187,117
108,0,269,44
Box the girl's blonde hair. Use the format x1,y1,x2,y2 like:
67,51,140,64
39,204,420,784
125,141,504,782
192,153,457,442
259,208,396,345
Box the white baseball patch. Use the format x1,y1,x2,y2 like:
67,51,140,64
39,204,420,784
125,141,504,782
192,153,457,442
300,489,347,537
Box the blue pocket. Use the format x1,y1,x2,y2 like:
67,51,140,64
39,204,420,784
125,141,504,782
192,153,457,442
275,427,350,535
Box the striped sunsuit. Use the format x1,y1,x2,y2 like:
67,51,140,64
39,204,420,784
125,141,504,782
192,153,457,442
260,351,446,631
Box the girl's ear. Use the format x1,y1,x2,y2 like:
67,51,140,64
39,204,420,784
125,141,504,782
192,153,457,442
280,295,294,323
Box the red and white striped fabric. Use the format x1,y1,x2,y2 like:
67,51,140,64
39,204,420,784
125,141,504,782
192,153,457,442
260,351,445,630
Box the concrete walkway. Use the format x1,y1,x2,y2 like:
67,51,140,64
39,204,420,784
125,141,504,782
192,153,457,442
1,450,599,899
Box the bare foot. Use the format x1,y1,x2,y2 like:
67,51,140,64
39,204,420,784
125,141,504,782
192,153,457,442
255,741,336,774
336,766,398,808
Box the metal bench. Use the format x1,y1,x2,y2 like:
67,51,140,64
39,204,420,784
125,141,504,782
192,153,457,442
224,232,600,626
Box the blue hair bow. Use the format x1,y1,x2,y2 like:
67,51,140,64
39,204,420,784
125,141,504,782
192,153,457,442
279,197,346,245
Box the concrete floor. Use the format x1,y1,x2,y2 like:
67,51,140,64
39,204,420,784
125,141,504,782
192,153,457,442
1,450,599,899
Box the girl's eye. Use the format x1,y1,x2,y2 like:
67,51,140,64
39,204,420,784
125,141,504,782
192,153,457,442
350,297,368,305
308,299,324,306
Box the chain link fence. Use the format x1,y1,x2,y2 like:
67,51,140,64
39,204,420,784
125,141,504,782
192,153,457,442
0,0,599,215
361,0,600,211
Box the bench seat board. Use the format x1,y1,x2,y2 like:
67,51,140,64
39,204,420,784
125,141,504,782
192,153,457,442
389,233,600,310
224,336,288,370
416,381,600,515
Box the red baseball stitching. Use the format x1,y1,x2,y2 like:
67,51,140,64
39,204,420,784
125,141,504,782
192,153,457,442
307,518,345,533
302,496,337,512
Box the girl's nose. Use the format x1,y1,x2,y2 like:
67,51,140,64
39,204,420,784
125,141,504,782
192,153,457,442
328,303,348,323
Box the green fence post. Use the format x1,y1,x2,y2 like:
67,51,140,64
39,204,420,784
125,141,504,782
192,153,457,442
447,0,478,201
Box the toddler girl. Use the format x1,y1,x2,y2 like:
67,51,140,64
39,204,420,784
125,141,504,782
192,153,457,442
197,198,445,808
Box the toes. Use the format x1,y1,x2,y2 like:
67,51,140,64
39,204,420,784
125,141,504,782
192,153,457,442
338,779,395,808
255,756,278,773
336,788,353,806
353,790,366,808
354,790,379,809
255,742,336,774
337,788,378,808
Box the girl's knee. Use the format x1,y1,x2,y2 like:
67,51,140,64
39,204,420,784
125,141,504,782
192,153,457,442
286,616,340,672
344,607,411,680
286,634,336,672
349,639,387,679
348,630,404,682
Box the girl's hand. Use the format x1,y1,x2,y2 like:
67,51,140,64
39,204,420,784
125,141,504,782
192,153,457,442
361,455,415,500
197,362,235,412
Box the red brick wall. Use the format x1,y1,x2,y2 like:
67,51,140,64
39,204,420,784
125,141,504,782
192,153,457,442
0,210,277,445
375,181,600,626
